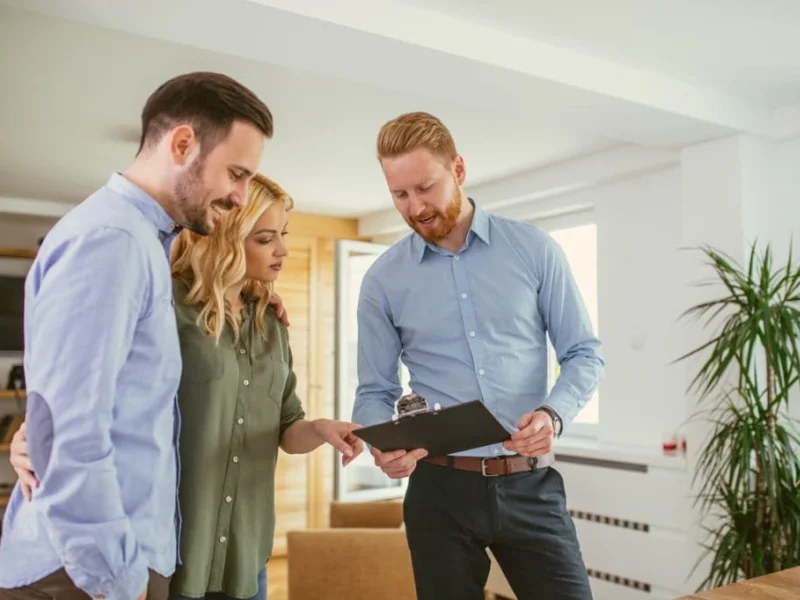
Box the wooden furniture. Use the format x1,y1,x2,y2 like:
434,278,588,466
0,247,36,259
677,567,800,599
287,501,415,600
269,213,364,560
286,501,515,600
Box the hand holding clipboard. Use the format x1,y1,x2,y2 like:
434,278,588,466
352,394,511,457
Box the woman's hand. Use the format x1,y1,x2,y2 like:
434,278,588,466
311,419,364,466
9,421,39,500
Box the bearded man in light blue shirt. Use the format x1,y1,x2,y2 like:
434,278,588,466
353,112,604,600
0,72,273,600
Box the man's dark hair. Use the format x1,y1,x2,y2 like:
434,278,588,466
137,71,274,155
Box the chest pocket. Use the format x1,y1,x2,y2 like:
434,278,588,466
179,324,226,384
251,354,290,407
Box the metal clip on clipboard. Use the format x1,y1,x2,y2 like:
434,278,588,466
391,392,441,421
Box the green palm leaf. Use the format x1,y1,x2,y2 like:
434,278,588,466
677,241,800,591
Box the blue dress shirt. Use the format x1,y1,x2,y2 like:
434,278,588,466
352,200,604,457
0,174,183,599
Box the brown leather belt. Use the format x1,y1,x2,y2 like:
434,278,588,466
423,454,538,477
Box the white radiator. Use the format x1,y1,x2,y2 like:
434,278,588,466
553,448,702,600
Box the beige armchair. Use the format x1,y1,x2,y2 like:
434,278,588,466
286,500,513,600
287,500,413,600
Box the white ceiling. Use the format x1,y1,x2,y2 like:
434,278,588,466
396,0,800,108
0,5,610,216
0,0,799,218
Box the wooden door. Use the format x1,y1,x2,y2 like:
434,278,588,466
265,213,363,600
271,235,315,557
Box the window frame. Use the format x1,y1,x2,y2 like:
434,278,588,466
530,209,600,440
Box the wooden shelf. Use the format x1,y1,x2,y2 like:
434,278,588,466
0,247,36,259
0,390,25,400
0,492,9,509
0,444,9,453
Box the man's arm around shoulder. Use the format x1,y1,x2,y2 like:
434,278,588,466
26,227,152,600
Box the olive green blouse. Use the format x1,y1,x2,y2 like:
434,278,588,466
169,279,306,599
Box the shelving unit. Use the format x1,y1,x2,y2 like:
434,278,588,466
0,247,36,260
0,245,31,517
0,390,25,456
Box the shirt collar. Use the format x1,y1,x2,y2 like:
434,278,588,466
411,198,490,263
106,172,182,239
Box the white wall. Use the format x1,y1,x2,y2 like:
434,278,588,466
590,168,686,446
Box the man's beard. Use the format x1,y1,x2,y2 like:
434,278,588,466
173,158,232,236
409,185,462,244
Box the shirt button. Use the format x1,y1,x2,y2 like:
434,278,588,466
237,418,244,425
243,379,250,386
479,369,485,376
239,348,246,355
219,536,227,543
461,293,467,299
454,256,460,261
232,456,239,463
469,331,476,337
225,496,232,503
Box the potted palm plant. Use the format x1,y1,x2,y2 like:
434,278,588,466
676,241,800,590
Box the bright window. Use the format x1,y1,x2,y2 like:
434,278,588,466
545,221,599,430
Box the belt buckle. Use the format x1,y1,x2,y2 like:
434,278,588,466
480,457,501,477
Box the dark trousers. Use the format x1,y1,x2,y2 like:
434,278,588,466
0,568,171,600
403,461,593,600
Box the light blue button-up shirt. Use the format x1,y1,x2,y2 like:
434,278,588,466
0,174,183,599
353,200,604,456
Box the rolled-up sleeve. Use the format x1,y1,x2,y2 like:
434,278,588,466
279,346,307,435
26,227,150,600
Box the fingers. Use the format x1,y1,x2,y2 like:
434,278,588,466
276,307,290,327
10,450,39,500
346,434,364,456
10,423,39,499
16,470,38,501
516,411,536,430
372,447,428,479
341,437,363,467
9,452,33,474
503,436,552,457
20,481,32,502
268,294,291,327
510,414,548,442
371,446,406,464
331,433,354,458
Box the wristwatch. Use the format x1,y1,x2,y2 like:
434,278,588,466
536,405,562,438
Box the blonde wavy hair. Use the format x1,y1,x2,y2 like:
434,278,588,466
171,173,294,344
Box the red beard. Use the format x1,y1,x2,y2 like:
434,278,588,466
410,186,462,244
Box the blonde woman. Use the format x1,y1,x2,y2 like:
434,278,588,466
9,174,364,600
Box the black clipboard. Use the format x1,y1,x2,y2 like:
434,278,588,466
353,400,511,456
